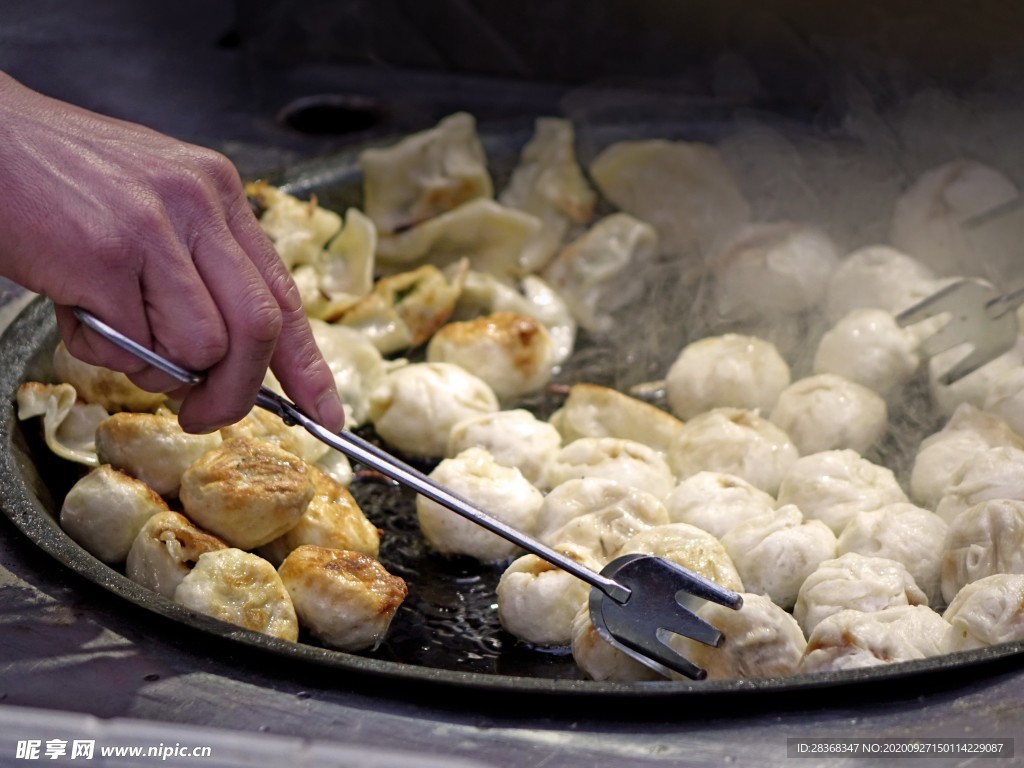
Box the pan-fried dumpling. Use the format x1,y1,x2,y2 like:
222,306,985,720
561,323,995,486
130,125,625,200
52,341,167,414
769,374,888,456
910,404,1024,509
664,333,791,420
776,450,908,536
220,406,329,466
179,436,315,550
982,365,1024,439
537,478,669,564
928,340,1023,419
793,553,928,637
246,180,342,269
499,117,596,268
305,317,392,429
415,447,544,562
569,600,663,683
61,464,170,564
671,592,806,681
799,605,954,673
934,446,1024,524
358,111,492,235
613,523,743,592
720,504,837,610
367,362,499,458
95,412,223,497
548,382,684,457
375,199,544,280
545,437,676,500
338,262,467,355
292,207,376,321
662,471,776,540
446,409,562,489
17,381,108,466
541,213,657,333
823,245,937,324
426,310,555,401
258,465,380,565
890,158,1020,280
836,503,948,607
813,308,921,400
174,548,299,642
496,543,602,647
278,544,407,651
667,407,798,496
709,222,839,322
941,498,1024,604
943,573,1024,651
125,511,227,599
588,138,750,258
454,271,577,365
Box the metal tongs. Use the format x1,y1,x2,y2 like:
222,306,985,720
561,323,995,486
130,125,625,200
74,307,742,680
896,278,1024,385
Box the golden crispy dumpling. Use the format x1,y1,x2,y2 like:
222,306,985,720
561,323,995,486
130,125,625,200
125,511,227,599
61,464,170,564
278,545,408,651
179,437,315,550
259,465,380,565
53,341,167,413
426,310,555,401
174,548,299,642
95,412,223,497
220,407,329,466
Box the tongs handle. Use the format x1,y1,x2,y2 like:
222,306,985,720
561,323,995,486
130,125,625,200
72,307,631,604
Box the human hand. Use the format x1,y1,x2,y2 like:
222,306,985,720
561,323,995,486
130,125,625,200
0,72,345,433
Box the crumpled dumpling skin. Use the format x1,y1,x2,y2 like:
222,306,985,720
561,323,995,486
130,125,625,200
541,213,657,333
934,446,1024,525
447,409,562,490
546,437,676,500
292,207,376,320
359,111,492,234
662,471,776,540
799,606,954,673
793,553,928,637
943,573,1024,651
941,498,1024,604
247,180,342,270
125,511,227,599
17,381,108,466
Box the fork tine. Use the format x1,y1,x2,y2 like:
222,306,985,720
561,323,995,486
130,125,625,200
895,280,971,327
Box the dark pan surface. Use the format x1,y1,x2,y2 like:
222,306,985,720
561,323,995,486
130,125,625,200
4,122,1024,703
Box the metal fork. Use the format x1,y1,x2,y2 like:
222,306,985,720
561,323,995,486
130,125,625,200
896,278,1024,385
73,306,742,680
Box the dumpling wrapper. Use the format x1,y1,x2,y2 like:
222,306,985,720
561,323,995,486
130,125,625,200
447,408,562,489
17,381,108,466
545,437,676,500
943,573,1024,651
541,213,658,333
941,498,1024,604
613,522,743,593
